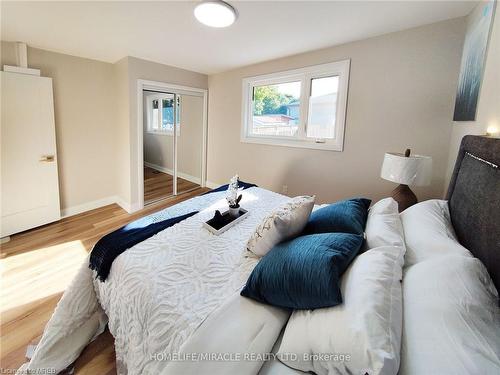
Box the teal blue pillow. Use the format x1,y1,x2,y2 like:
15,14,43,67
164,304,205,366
304,198,371,235
240,233,364,309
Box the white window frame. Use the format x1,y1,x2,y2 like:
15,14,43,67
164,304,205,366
241,60,350,151
145,93,181,136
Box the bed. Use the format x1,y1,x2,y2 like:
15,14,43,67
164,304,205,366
445,135,500,292
399,135,500,375
18,135,499,375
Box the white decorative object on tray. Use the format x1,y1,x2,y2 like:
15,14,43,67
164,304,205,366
203,208,249,235
226,174,243,217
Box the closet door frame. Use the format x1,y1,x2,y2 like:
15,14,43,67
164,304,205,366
136,79,208,212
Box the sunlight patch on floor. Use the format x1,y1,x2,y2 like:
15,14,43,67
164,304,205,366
0,240,87,315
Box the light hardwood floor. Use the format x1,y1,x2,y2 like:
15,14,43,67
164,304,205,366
0,187,209,374
144,166,200,205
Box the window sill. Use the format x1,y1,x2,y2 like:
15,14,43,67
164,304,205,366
146,130,179,136
240,135,343,151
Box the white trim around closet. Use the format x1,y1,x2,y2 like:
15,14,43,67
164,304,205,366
135,79,208,212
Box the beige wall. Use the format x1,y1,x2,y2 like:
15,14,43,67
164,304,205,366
143,93,204,182
0,44,208,213
113,57,131,206
445,3,499,185
207,18,466,204
1,41,118,213
2,16,475,214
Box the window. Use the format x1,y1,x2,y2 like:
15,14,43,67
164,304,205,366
241,60,350,151
252,81,301,137
146,94,180,135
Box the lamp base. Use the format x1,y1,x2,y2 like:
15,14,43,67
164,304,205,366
391,184,417,213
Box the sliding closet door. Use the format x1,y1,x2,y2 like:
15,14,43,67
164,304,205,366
143,91,175,204
176,93,204,195
143,87,205,205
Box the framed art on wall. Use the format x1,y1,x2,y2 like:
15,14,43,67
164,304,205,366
453,1,496,122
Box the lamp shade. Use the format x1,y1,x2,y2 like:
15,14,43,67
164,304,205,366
380,152,432,186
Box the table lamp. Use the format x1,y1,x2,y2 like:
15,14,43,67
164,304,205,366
380,149,432,212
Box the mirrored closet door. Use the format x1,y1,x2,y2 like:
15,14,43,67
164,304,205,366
175,92,204,195
143,88,204,205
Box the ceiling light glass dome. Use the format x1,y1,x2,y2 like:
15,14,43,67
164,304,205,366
194,1,237,28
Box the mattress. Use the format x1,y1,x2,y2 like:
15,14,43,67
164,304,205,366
19,187,293,375
94,187,291,374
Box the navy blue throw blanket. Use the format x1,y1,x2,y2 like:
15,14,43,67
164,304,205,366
89,181,257,281
90,211,197,281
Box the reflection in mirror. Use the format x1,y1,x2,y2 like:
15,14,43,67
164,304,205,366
142,90,203,205
176,94,203,195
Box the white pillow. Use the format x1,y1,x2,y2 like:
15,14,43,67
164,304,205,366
312,203,328,212
164,293,290,375
277,245,404,375
400,256,500,375
400,199,472,267
246,196,315,257
364,197,405,250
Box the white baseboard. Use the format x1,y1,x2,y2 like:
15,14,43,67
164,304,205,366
205,180,221,189
144,161,201,185
144,161,171,174
115,196,134,213
179,171,201,186
60,171,214,219
127,202,142,214
61,195,132,218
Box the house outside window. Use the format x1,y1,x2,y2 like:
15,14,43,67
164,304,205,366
241,60,350,151
146,94,180,135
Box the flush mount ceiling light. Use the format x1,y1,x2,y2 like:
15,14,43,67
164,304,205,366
194,1,237,28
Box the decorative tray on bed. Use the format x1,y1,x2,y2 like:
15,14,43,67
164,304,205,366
203,208,249,235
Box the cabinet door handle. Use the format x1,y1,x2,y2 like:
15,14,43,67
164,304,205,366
39,155,55,162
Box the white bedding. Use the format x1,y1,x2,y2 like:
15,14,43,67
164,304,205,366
20,187,291,375
25,194,497,375
400,256,500,375
400,199,500,375
164,292,291,375
277,246,404,375
400,199,472,266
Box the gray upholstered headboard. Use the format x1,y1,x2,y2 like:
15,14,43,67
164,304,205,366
446,135,500,292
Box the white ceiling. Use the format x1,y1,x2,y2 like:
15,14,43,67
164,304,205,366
1,1,476,74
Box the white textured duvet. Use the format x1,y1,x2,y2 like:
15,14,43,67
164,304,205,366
20,187,291,375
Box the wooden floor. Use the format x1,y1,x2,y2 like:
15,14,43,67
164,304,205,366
0,187,209,374
144,166,200,205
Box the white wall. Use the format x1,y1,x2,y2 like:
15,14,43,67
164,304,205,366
445,3,499,185
206,18,466,203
